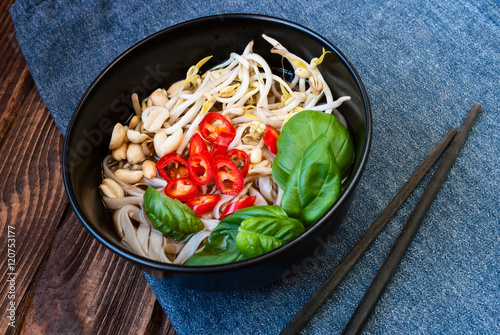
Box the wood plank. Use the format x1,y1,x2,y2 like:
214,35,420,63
0,0,33,149
0,87,68,334
19,210,176,335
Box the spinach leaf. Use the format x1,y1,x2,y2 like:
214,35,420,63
143,187,204,241
185,221,245,265
235,216,304,258
272,110,354,189
281,135,342,227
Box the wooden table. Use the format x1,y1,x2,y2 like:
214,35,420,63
0,1,177,333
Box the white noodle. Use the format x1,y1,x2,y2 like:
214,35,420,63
103,195,143,209
174,230,211,264
146,177,167,188
257,175,275,203
201,219,220,231
113,205,148,257
275,188,284,206
249,187,269,206
213,195,235,219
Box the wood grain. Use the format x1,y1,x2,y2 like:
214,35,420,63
19,210,174,335
0,73,67,335
0,1,177,333
0,0,32,149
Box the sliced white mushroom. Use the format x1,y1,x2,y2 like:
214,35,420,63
112,142,128,161
127,143,146,164
99,178,125,198
109,123,127,150
154,128,183,158
114,169,143,184
142,160,157,179
142,106,170,132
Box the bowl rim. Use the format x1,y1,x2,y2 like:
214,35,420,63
63,13,372,275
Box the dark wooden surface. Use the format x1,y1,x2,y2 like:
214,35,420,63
0,1,177,334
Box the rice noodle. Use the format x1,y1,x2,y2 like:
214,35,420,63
103,195,143,209
113,205,148,257
249,187,269,206
146,177,167,188
174,230,211,264
274,188,284,206
201,219,220,231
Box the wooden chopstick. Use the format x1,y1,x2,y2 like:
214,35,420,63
342,103,482,335
280,126,458,335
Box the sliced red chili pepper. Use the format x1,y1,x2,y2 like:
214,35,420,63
186,194,221,216
188,151,216,186
199,112,236,143
263,125,280,155
226,149,250,177
213,156,244,195
164,177,199,202
219,196,257,220
189,133,208,157
156,153,189,182
210,131,235,156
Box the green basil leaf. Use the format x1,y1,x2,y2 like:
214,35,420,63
143,187,204,241
185,221,245,265
281,135,342,227
272,110,354,189
220,205,289,226
235,216,304,258
186,205,301,265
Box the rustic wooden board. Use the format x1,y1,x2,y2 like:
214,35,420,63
0,70,68,335
19,210,174,335
0,1,33,149
0,1,177,333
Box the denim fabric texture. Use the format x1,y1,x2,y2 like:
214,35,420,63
10,0,499,334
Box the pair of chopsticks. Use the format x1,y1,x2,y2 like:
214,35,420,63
281,103,482,335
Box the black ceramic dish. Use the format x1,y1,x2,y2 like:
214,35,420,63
63,14,372,291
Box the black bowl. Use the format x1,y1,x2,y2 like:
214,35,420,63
63,14,372,290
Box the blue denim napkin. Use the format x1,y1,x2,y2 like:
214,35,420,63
10,0,499,334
